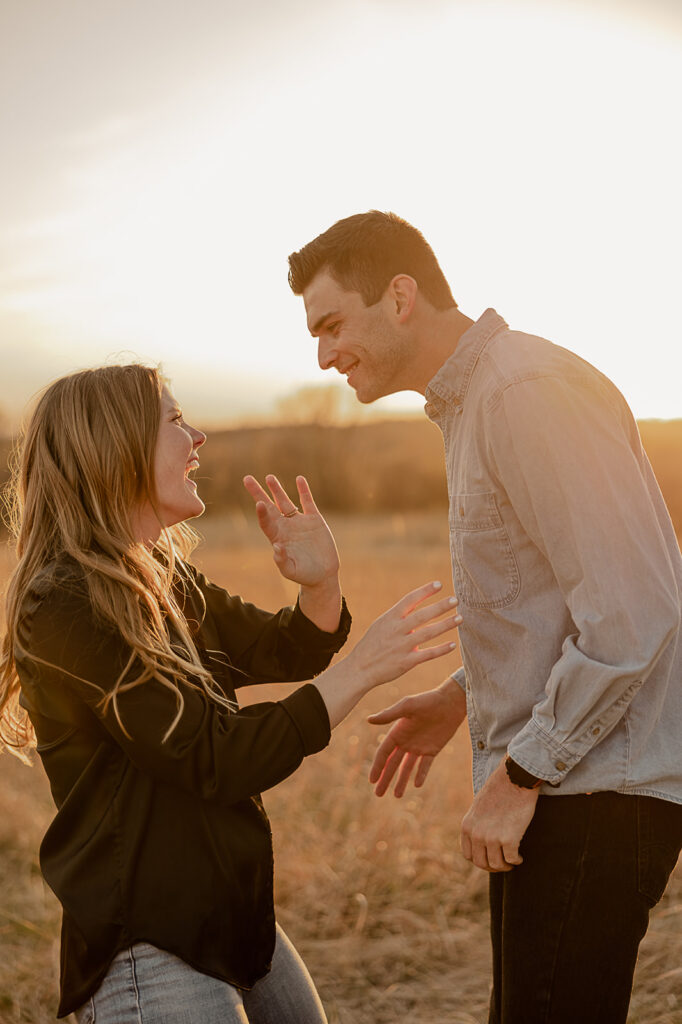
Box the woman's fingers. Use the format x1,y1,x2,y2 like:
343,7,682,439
410,613,462,647
245,473,320,518
395,581,444,617
296,475,319,515
254,502,272,531
264,474,298,514
243,475,274,506
407,594,459,628
412,639,459,663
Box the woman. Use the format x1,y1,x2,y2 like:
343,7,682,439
0,364,461,1023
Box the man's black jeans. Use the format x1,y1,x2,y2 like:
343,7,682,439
488,792,682,1024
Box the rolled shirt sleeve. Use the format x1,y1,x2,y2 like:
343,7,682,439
487,372,681,783
451,667,467,693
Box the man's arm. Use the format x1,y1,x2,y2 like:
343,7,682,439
461,370,680,871
489,372,680,783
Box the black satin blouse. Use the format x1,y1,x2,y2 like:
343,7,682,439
15,555,350,1018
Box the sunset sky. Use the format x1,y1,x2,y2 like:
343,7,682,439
1,0,681,429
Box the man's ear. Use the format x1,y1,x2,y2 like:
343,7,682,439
387,274,418,323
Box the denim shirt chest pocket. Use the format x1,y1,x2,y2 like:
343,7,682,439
449,492,520,609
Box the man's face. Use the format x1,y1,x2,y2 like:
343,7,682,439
302,269,413,404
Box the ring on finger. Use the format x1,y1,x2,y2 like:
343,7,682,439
281,508,300,518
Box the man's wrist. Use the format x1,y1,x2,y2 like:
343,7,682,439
505,755,543,790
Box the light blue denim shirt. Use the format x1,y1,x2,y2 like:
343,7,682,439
426,309,682,800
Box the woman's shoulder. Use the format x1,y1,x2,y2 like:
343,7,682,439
19,554,95,641
26,552,89,602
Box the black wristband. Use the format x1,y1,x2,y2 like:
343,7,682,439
505,755,543,790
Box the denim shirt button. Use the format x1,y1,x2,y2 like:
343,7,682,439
476,740,485,750
555,761,567,772
592,726,601,736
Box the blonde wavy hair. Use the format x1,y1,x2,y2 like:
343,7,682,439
0,363,231,761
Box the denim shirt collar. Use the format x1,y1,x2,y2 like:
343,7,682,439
424,308,508,422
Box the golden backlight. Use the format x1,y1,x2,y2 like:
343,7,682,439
0,1,680,427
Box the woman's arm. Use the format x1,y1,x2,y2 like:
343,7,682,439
189,474,349,686
19,579,459,805
193,569,351,686
312,582,461,728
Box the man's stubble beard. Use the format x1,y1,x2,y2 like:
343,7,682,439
356,318,414,404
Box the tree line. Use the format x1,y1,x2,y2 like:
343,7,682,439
2,419,681,533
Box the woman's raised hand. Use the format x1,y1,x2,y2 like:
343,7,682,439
243,474,340,587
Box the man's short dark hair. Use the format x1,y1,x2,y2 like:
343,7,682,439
288,210,457,311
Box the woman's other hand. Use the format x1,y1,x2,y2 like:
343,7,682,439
351,582,462,687
314,582,462,729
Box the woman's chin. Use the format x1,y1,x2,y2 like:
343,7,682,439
183,496,205,521
162,497,205,528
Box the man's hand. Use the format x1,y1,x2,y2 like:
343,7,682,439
460,758,539,872
368,676,467,796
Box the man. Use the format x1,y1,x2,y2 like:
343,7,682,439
287,211,682,1024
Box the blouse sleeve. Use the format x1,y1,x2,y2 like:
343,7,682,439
191,567,352,686
18,579,333,805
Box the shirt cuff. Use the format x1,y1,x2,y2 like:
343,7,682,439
507,718,578,786
450,667,467,693
280,683,332,756
288,596,352,654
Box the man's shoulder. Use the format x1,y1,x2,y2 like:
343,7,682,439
482,326,615,404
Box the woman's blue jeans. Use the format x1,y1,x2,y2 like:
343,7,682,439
75,925,327,1024
488,792,682,1024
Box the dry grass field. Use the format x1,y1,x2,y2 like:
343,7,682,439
2,513,682,1023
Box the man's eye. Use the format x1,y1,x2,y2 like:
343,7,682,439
329,322,341,336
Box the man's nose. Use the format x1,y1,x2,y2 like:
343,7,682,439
317,337,337,371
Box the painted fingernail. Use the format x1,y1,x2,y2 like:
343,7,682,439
455,615,463,623
433,581,442,589
448,597,458,605
449,642,458,649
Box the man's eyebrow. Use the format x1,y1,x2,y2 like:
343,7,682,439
310,310,340,336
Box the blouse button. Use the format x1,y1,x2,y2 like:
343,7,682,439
592,726,601,736
555,761,567,772
476,740,485,750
